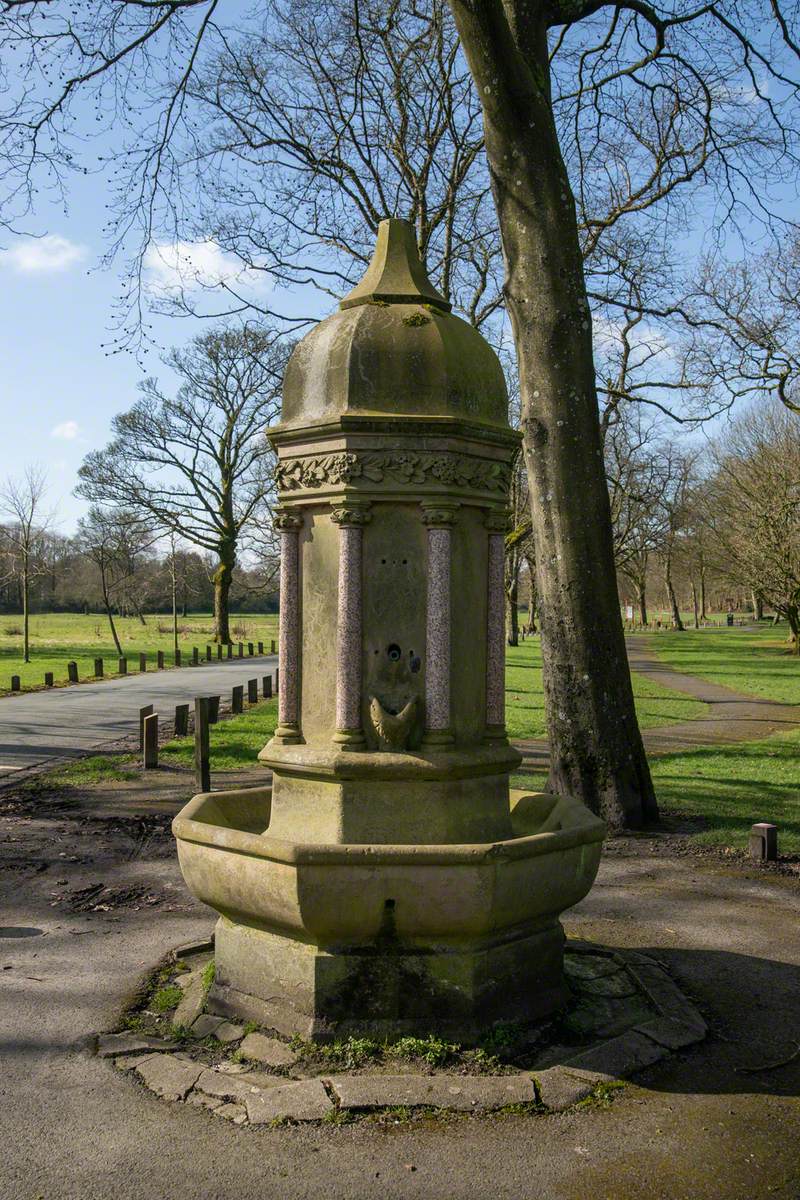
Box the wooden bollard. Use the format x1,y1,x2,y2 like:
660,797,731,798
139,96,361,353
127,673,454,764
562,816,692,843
11,675,20,692
275,667,279,691
247,678,258,704
194,696,211,793
206,645,212,661
231,685,243,715
67,661,78,683
139,704,154,751
208,695,220,724
248,642,254,657
139,652,147,673
118,657,127,675
238,642,244,658
94,657,103,678
174,703,189,737
270,639,276,654
216,644,223,661
143,713,159,769
157,650,165,670
192,646,199,665
175,649,181,667
262,674,272,699
44,672,53,687
227,643,233,659
258,641,264,655
749,822,778,861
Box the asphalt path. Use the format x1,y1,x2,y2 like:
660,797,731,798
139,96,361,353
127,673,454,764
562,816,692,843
0,655,277,775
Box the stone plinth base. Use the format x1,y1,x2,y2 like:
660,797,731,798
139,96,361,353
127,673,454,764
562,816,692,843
208,916,568,1042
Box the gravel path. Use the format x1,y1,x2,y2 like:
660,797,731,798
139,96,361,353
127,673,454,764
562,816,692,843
0,655,277,776
516,635,800,769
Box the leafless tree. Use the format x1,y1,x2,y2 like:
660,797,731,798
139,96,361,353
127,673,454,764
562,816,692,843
0,466,52,661
76,324,287,643
76,507,155,655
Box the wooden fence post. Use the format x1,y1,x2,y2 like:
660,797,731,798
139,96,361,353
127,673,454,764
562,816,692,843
248,642,254,657
94,658,103,678
262,674,272,699
11,675,20,692
208,695,220,724
157,650,165,669
174,703,189,737
139,704,154,751
174,649,181,667
258,641,264,655
227,643,233,659
238,642,244,658
270,639,276,654
194,696,211,793
67,661,78,683
247,678,258,704
44,672,53,687
206,645,212,661
118,657,127,675
216,644,223,661
193,646,199,665
231,685,243,715
143,713,159,768
139,652,147,673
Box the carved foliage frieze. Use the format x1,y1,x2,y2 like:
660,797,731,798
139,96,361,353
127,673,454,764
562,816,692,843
276,451,511,494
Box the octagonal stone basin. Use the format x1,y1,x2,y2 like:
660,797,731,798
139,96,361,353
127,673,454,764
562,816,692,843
173,788,605,948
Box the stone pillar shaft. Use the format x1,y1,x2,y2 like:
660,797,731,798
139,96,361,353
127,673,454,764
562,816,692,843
275,509,303,743
485,511,508,740
422,504,459,747
332,502,371,749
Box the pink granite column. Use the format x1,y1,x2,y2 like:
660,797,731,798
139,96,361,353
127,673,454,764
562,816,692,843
274,507,304,744
485,509,509,742
421,504,459,748
331,501,372,749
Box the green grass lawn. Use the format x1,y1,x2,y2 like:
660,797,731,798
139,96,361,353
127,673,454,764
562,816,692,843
0,611,279,695
651,624,800,706
504,638,708,740
161,697,279,770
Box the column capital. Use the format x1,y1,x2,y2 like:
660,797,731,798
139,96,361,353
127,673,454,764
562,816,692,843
420,501,460,527
484,507,510,533
331,499,373,527
274,506,304,532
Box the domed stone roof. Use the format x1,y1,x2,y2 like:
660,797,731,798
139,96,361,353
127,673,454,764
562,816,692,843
280,219,509,430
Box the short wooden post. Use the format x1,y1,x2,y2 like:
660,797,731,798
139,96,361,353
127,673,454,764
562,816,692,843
194,696,210,793
67,661,78,683
175,649,181,667
94,657,103,678
118,657,127,675
11,675,20,692
275,666,279,691
139,652,147,673
248,642,254,657
192,646,199,665
749,822,778,861
231,684,243,715
157,650,165,670
208,695,220,724
174,703,189,737
247,678,258,704
143,713,159,769
44,672,53,687
216,644,223,661
139,704,154,751
238,642,244,658
227,643,233,660
262,674,272,699
270,639,276,654
258,641,264,655
206,645,212,661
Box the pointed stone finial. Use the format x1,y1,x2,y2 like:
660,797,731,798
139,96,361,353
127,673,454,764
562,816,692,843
340,218,451,312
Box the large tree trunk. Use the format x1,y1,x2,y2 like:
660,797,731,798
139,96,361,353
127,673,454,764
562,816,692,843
525,554,537,632
636,576,648,627
100,565,123,656
691,580,700,629
664,554,684,631
213,550,234,645
786,606,800,654
506,573,519,646
752,591,763,621
450,2,656,830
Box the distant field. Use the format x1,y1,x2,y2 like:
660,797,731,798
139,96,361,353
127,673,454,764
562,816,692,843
504,638,708,740
652,624,800,707
0,611,279,694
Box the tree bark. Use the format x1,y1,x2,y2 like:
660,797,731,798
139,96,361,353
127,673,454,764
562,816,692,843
525,554,537,632
752,591,763,621
213,551,234,645
664,553,685,631
637,577,648,627
691,580,700,629
99,560,123,656
786,606,800,654
22,552,30,663
700,566,707,621
506,572,519,646
449,1,657,829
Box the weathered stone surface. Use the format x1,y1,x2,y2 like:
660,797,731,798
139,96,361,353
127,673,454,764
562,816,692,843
114,1053,159,1072
239,1032,296,1067
214,1021,244,1045
329,1073,536,1112
534,1068,597,1110
134,1054,204,1101
213,1102,247,1124
577,970,638,998
190,1014,224,1039
195,1068,287,1103
635,1016,706,1050
562,1031,668,1081
173,975,206,1029
245,1079,332,1125
564,953,622,981
562,994,652,1039
626,962,707,1034
97,1032,177,1058
186,1091,223,1111
216,1060,250,1074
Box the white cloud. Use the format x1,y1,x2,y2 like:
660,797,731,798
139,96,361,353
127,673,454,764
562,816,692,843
2,234,86,274
51,420,80,441
143,239,267,296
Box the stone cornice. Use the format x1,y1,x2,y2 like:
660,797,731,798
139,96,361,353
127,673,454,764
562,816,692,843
276,449,512,496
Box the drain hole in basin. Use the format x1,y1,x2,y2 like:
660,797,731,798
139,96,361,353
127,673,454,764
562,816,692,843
0,927,45,939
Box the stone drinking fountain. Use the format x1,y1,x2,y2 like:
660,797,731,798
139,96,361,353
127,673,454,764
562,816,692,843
173,219,605,1040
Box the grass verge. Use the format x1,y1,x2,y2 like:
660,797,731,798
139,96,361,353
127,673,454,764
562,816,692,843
652,625,800,706
160,698,278,770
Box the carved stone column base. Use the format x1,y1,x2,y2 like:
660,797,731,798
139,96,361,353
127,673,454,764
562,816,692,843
332,728,368,751
273,723,305,746
483,723,508,746
421,728,455,750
